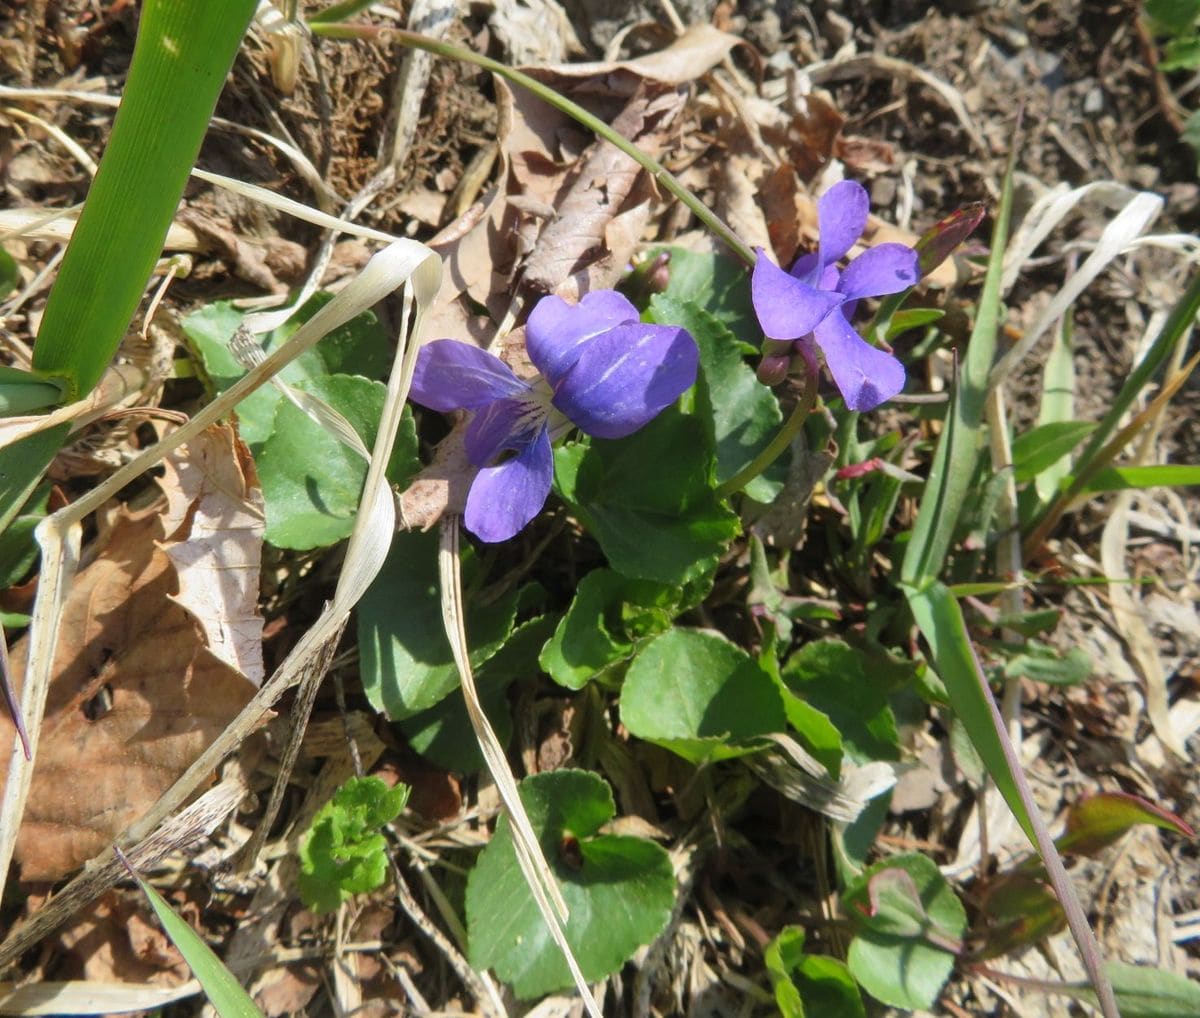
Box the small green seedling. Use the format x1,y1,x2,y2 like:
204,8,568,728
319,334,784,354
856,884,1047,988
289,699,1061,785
297,775,410,914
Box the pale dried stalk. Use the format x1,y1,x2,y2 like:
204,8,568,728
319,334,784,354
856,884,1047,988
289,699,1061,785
438,521,603,1018
0,776,247,967
1100,328,1189,760
0,514,79,901
0,240,441,909
990,190,1163,388
237,283,426,868
0,979,202,1014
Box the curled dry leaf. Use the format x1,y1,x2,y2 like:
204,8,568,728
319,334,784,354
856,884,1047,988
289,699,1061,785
398,418,475,533
0,423,263,880
427,23,746,330
53,889,191,988
520,86,686,300
487,0,584,65
160,421,266,686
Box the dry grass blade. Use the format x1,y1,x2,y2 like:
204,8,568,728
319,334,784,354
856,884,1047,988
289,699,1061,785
990,191,1163,388
746,734,896,824
0,979,203,1014
438,520,604,1018
0,239,440,911
0,515,80,899
238,272,438,869
191,168,399,245
999,181,1137,295
0,775,247,968
1100,335,1190,760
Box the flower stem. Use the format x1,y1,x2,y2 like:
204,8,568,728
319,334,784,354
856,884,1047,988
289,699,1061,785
715,366,819,499
309,22,756,267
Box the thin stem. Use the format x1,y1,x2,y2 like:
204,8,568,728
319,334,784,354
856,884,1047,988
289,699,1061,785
715,366,818,499
310,22,756,267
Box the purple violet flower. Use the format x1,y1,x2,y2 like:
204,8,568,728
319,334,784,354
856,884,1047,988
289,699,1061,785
409,290,698,543
751,179,920,411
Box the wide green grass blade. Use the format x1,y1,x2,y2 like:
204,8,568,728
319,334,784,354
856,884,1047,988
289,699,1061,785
31,0,257,399
900,157,1016,586
1080,463,1200,493
904,581,1033,842
118,850,264,1018
1033,312,1078,504
904,581,1119,1017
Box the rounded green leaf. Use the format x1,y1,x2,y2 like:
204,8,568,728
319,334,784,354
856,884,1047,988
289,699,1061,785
782,639,901,763
648,294,783,501
621,629,786,762
554,406,739,586
539,569,695,690
358,529,519,719
466,770,674,998
843,853,966,1010
255,374,387,549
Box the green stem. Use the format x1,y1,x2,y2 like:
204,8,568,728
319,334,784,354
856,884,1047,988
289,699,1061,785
715,366,818,499
309,22,756,267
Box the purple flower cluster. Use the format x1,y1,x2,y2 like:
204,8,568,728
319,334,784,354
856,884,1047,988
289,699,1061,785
751,180,919,411
409,291,697,543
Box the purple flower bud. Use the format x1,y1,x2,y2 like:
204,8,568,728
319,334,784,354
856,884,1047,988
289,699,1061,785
757,353,790,386
914,202,986,277
757,338,794,386
621,251,672,306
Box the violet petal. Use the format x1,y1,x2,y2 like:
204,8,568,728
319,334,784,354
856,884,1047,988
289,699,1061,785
817,180,870,270
409,339,527,412
525,291,639,384
464,395,547,467
552,323,698,439
463,425,554,542
813,309,905,412
838,243,920,301
752,250,843,340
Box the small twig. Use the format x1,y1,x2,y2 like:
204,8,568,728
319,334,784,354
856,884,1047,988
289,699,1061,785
387,852,506,1018
236,615,346,872
0,777,247,968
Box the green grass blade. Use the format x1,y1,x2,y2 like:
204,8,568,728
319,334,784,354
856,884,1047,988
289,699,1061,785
0,425,68,536
1080,463,1200,493
117,849,264,1018
31,0,257,399
1033,312,1078,504
904,581,1119,1018
900,157,1015,586
904,581,1033,842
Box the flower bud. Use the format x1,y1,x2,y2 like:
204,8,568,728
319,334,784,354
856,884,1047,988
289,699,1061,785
757,353,791,386
914,203,986,277
620,251,671,308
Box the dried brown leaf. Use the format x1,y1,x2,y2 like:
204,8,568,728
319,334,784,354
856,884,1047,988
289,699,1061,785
521,86,686,298
398,419,474,532
53,890,191,987
159,422,266,686
0,425,262,880
536,23,743,86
